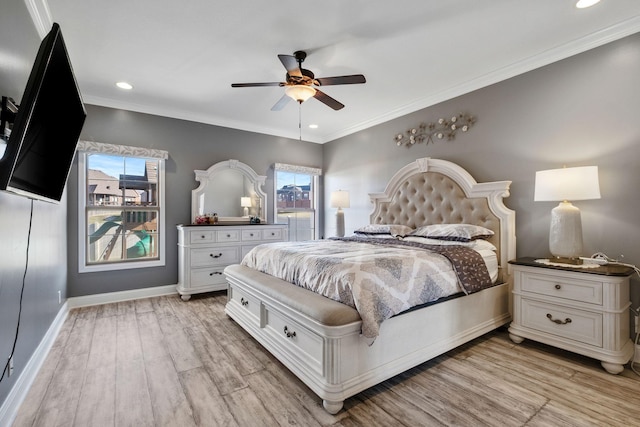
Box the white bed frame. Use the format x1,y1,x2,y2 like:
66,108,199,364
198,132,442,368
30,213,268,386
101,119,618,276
224,158,516,413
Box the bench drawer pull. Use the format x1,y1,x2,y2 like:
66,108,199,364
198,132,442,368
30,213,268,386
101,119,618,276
240,297,249,307
283,326,296,338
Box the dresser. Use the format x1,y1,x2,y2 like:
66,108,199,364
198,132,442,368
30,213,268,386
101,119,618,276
177,223,288,300
508,257,634,374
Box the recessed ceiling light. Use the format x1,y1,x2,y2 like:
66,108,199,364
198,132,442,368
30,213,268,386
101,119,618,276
308,124,318,129
576,0,600,9
116,81,133,90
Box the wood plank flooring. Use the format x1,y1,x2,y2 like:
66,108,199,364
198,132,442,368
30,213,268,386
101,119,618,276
12,291,640,426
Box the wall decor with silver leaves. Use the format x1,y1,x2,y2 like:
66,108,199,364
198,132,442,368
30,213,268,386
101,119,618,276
394,113,475,147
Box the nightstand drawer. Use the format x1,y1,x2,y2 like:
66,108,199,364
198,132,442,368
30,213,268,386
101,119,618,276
521,272,603,305
521,298,603,347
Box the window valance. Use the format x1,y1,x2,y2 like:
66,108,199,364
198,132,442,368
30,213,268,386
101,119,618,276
76,140,168,160
274,162,322,176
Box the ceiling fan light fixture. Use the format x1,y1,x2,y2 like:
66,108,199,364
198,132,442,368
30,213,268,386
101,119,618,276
285,85,316,103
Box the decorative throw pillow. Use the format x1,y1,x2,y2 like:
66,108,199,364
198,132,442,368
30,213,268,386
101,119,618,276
408,224,494,242
354,224,414,237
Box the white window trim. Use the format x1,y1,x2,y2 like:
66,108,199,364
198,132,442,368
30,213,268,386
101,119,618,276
77,141,167,273
273,163,321,240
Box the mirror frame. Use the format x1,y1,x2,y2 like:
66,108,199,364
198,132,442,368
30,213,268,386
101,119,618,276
192,159,267,223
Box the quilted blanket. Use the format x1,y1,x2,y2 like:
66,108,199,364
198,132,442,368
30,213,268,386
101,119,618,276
241,237,492,339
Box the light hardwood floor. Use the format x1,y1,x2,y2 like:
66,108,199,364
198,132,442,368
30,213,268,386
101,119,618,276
12,291,640,426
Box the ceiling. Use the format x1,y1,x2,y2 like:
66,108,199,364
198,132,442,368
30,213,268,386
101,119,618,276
25,0,640,143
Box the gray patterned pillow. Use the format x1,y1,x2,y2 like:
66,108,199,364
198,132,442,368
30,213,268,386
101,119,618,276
354,224,414,237
409,224,494,242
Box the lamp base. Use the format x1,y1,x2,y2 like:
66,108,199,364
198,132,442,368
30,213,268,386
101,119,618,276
549,201,583,259
336,208,345,238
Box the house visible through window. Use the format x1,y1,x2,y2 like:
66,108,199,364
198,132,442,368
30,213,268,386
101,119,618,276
274,163,321,241
77,141,167,272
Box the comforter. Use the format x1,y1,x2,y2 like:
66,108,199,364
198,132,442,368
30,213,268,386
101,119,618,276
241,237,493,339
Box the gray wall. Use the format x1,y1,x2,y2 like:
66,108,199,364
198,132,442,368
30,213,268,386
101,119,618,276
0,0,68,408
68,106,323,297
323,32,640,312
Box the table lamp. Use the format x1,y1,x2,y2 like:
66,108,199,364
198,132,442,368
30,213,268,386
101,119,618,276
241,196,252,217
534,166,600,263
330,190,350,237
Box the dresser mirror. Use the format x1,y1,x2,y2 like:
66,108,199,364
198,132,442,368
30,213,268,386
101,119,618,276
191,159,267,223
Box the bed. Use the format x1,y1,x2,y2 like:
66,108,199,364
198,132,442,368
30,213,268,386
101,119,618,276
224,157,516,413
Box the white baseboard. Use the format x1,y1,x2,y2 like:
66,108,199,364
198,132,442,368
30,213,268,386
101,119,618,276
0,302,69,427
67,284,178,308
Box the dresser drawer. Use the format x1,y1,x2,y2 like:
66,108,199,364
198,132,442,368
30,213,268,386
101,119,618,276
190,247,240,267
241,229,262,241
521,298,603,347
190,230,216,244
264,307,323,375
216,229,240,243
228,285,261,323
521,272,603,305
262,228,284,241
191,267,226,286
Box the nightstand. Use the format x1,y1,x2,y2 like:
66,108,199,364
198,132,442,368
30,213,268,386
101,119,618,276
508,257,635,374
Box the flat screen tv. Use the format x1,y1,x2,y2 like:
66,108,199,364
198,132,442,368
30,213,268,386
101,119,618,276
0,22,86,203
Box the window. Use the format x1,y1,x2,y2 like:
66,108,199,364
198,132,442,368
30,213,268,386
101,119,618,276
77,141,167,272
274,163,321,241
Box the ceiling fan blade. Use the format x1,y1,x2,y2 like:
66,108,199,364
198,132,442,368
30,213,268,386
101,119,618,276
315,74,366,86
313,89,344,110
231,82,284,87
271,94,291,111
278,54,302,77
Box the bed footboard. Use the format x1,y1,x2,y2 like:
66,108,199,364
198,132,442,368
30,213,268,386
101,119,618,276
224,264,510,413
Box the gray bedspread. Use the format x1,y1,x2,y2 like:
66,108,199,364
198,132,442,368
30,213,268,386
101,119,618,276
241,237,492,339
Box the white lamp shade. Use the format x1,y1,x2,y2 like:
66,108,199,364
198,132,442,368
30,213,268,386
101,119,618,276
240,197,252,208
534,166,600,202
330,190,350,209
284,85,316,102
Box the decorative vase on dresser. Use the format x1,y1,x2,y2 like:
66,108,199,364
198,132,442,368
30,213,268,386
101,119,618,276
508,257,635,374
177,223,288,301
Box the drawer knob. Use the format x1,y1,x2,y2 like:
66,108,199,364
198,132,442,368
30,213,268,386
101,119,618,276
271,232,275,236
210,253,223,258
546,313,572,325
250,233,254,236
201,235,205,239
283,326,296,338
555,284,562,290
227,234,231,238
240,297,249,307
209,271,222,276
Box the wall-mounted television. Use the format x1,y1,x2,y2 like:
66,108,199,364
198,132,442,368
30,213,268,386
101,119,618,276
0,22,86,203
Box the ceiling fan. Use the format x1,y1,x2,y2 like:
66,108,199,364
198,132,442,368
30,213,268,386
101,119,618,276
231,51,366,111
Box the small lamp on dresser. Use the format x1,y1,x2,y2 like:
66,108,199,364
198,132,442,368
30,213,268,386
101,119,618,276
241,196,252,217
534,165,600,263
331,190,350,237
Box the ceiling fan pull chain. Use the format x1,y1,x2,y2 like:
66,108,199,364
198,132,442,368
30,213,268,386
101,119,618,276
299,103,302,142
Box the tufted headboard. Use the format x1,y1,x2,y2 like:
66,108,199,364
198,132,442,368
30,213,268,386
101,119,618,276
369,158,516,283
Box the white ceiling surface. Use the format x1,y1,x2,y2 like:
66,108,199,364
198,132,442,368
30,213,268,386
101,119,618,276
28,1,640,143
